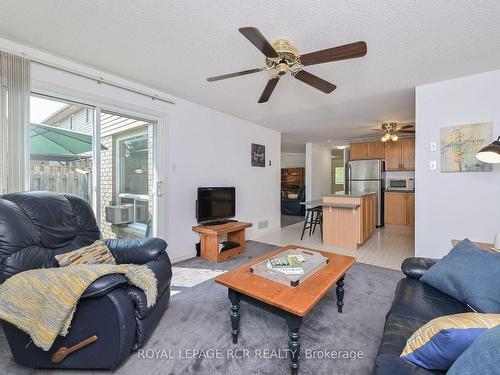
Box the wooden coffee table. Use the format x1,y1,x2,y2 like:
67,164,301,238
215,245,356,374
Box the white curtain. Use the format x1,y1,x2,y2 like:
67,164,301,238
0,51,30,194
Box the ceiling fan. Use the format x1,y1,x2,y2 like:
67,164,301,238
375,122,415,142
206,27,367,103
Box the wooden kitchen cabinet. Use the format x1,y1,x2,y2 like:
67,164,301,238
384,141,403,170
384,137,415,171
406,192,415,227
367,141,385,159
402,137,415,171
350,142,368,160
350,138,414,168
384,191,415,226
350,141,385,160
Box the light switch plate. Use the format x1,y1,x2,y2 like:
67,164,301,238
430,142,437,152
430,160,437,170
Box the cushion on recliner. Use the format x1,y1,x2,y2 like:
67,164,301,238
56,240,116,266
421,239,500,313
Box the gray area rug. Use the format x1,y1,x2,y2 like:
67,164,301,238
0,241,402,375
281,214,304,228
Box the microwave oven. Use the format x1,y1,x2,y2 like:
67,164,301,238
387,177,414,190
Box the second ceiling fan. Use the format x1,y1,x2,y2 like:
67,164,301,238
207,27,367,103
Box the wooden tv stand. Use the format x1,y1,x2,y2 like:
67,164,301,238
192,221,252,262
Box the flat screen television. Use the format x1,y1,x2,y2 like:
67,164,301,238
196,187,236,224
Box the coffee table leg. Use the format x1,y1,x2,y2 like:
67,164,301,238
228,289,240,344
286,315,303,375
336,275,345,313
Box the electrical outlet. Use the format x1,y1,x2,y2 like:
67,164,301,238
429,160,437,170
430,142,437,152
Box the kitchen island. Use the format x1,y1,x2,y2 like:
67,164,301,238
304,192,376,250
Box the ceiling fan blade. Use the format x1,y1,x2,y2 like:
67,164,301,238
398,130,415,133
207,68,262,82
293,70,336,93
399,124,415,130
299,41,367,66
239,27,279,58
258,76,280,103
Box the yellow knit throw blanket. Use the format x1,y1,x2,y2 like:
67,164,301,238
0,264,157,351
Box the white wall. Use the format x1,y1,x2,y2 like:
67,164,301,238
0,37,281,263
305,143,332,201
281,152,305,168
168,101,281,262
415,69,500,258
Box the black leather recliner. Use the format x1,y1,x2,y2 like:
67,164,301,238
0,191,172,369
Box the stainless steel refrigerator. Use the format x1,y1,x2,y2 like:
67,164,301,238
347,159,384,227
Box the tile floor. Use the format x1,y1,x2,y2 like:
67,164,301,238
254,222,414,270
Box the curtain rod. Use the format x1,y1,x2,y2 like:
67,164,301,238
31,59,175,105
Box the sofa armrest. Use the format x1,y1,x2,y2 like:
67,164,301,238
401,257,439,279
104,238,167,264
81,274,128,298
125,253,172,318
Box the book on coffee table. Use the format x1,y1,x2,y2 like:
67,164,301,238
266,254,306,275
251,248,329,287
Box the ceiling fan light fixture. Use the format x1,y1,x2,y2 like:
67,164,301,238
207,27,367,103
391,133,399,141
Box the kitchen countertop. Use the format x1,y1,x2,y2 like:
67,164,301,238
384,189,415,193
301,199,360,208
323,192,377,198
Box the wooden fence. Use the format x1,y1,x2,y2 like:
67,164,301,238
30,164,92,203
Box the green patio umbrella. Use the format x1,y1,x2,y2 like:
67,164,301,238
30,123,106,161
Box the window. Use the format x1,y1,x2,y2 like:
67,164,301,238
335,167,345,185
118,132,149,195
116,132,150,226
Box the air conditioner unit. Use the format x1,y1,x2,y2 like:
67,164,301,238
105,204,133,225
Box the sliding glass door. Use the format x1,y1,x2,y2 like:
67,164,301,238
29,94,158,239
99,110,156,239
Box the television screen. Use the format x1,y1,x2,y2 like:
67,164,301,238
197,187,235,223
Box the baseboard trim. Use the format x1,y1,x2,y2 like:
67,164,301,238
170,251,197,264
248,225,282,240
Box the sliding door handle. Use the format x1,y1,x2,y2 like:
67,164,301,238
156,181,163,197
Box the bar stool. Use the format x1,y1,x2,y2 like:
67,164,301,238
300,206,323,241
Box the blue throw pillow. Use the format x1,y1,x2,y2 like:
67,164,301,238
448,324,500,374
420,239,500,313
401,313,500,370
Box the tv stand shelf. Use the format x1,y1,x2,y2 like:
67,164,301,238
192,221,252,262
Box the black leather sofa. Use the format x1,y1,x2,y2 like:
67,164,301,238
373,257,473,375
281,186,305,216
0,191,172,369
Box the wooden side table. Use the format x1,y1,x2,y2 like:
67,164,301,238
451,239,496,252
192,221,252,262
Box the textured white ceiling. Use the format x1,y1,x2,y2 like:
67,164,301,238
1,0,500,151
